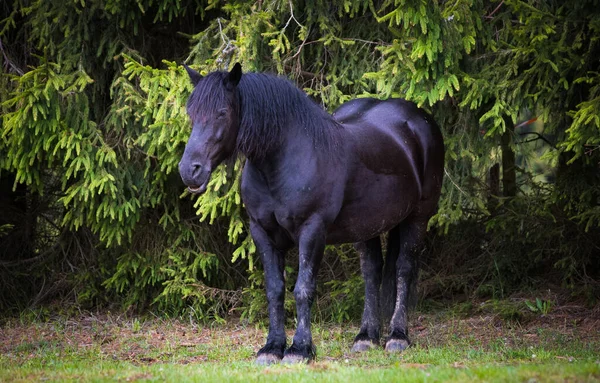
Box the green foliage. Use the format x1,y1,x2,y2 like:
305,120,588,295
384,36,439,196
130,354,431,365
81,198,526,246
1,0,598,319
0,0,246,316
566,73,600,162
320,275,364,323
365,0,479,105
479,299,524,322
524,298,553,316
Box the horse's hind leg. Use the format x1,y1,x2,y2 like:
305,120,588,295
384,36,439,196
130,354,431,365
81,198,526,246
352,237,383,352
385,216,427,352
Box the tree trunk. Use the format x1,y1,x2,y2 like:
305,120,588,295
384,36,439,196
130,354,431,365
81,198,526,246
488,163,500,210
501,117,517,198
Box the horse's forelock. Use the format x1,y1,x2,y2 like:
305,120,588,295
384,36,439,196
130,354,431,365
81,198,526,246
186,71,231,119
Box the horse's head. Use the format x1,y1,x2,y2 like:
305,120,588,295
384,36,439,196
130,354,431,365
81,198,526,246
179,63,242,194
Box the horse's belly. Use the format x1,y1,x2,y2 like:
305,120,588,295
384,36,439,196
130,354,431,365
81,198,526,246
326,175,419,244
327,215,402,244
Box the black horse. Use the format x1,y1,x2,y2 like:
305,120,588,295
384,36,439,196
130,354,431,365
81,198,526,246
179,63,444,364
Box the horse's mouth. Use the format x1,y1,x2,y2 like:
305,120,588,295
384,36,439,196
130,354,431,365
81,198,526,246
187,184,207,195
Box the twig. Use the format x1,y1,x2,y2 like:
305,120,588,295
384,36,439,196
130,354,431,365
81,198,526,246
584,144,600,156
485,0,504,19
291,29,310,59
444,167,468,196
282,0,303,31
216,18,235,64
283,64,317,79
0,37,24,75
217,18,228,46
0,241,62,267
517,131,556,148
349,38,386,45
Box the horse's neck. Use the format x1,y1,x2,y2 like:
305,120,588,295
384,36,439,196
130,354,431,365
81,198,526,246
242,121,308,164
237,82,342,169
259,137,312,182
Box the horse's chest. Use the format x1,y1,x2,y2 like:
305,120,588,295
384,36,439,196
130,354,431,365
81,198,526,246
271,189,341,240
242,169,342,240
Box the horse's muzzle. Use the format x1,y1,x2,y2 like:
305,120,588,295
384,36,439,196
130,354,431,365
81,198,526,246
179,161,211,195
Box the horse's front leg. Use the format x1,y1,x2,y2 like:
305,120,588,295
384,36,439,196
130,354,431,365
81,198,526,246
282,217,326,363
251,220,288,365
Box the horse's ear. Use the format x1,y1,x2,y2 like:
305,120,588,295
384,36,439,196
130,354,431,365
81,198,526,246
183,64,203,86
226,63,242,89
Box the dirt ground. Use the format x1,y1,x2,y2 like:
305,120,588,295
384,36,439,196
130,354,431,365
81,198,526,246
1,296,598,365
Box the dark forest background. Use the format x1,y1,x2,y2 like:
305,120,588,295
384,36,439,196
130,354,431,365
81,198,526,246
1,0,598,321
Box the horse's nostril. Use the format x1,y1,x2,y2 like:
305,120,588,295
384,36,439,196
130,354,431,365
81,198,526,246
192,163,202,177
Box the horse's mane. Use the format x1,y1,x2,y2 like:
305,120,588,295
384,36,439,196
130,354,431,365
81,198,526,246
187,70,341,160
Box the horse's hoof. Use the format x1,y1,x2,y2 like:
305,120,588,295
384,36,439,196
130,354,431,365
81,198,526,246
385,338,410,352
351,340,378,353
281,353,310,364
282,342,315,364
256,353,282,365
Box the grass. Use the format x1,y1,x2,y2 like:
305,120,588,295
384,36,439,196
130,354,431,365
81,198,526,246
1,299,599,382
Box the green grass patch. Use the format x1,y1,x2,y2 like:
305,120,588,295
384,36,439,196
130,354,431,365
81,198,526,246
1,301,599,382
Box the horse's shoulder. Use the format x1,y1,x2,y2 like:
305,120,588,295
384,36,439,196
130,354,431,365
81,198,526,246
241,163,274,209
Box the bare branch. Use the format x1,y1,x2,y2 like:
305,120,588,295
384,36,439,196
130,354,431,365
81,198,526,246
444,168,468,196
0,37,24,75
484,0,505,19
517,132,556,148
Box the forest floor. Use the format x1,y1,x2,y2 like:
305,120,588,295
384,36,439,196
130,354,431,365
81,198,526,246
1,295,599,382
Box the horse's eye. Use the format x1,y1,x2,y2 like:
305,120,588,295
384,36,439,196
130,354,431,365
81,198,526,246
217,108,228,119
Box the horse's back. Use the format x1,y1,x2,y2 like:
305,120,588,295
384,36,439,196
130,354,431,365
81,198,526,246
334,98,425,124
333,98,444,199
333,98,442,155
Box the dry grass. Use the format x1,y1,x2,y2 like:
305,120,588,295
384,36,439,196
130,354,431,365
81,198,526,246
1,296,598,368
